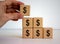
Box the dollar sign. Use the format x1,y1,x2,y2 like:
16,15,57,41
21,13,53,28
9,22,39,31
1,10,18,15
23,7,27,14
36,30,40,37
36,19,40,26
26,30,30,37
26,19,29,26
46,30,50,37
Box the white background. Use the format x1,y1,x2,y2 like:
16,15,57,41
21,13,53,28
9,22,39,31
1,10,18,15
1,0,60,29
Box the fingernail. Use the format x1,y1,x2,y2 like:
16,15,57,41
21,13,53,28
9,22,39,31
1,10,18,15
15,10,20,13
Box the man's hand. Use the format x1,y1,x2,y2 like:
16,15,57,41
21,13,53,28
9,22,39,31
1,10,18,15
5,0,24,20
0,0,24,27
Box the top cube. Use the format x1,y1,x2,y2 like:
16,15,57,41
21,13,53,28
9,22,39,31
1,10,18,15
20,5,30,16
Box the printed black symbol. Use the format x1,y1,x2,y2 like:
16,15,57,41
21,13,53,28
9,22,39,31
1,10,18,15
26,30,30,37
23,7,27,14
36,30,40,37
26,19,29,26
36,19,40,26
46,30,50,37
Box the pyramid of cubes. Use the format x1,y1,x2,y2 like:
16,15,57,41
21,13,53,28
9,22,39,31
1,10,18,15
20,5,53,39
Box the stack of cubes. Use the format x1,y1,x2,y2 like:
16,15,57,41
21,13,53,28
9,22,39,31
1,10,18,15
20,5,53,39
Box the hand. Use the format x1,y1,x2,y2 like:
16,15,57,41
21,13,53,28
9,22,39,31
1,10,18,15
5,0,24,21
0,0,24,27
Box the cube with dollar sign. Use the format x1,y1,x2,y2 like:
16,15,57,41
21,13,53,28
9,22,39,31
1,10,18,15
22,17,33,27
22,27,33,38
33,27,44,38
43,28,53,39
33,17,43,27
20,5,30,16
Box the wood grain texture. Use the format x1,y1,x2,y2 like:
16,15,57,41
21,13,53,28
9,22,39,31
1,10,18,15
20,5,30,16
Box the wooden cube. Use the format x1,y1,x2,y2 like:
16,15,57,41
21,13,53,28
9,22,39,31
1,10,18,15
20,5,30,16
43,28,53,39
22,17,33,27
22,27,33,38
33,27,44,38
33,17,43,27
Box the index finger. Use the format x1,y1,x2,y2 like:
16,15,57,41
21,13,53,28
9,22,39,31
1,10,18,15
16,1,24,5
12,1,24,5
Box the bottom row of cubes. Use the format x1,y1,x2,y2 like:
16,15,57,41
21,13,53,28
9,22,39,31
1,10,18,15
22,27,53,39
